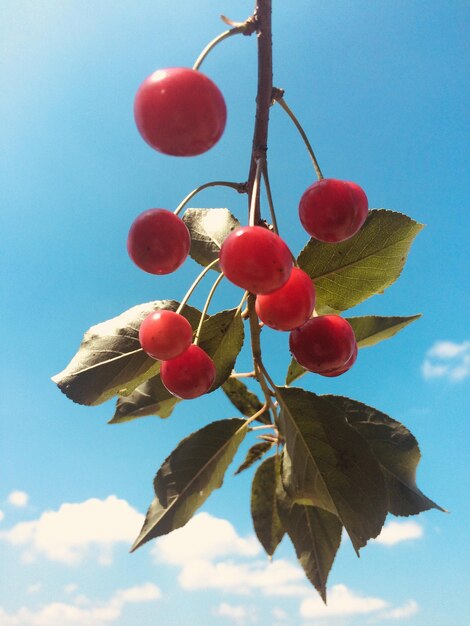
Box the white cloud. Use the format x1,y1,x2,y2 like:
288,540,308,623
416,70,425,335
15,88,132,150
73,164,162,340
422,340,470,382
64,584,78,595
0,583,161,626
272,607,289,620
300,584,388,619
380,599,419,620
214,602,258,625
373,521,423,546
153,512,260,565
27,583,42,594
0,496,143,565
0,509,4,523
179,557,308,596
8,490,29,507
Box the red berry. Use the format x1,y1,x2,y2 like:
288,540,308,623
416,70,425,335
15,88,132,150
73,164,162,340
255,268,316,331
127,209,190,275
160,345,216,399
299,178,368,243
139,310,193,361
322,343,358,377
134,68,227,156
289,315,356,374
219,226,293,295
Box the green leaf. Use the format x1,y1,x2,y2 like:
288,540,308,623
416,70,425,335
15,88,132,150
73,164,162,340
322,395,445,516
276,480,342,603
52,301,200,406
222,377,271,424
276,386,387,553
251,456,285,556
198,309,245,391
132,418,248,551
183,208,241,269
347,314,422,348
109,376,180,424
235,441,274,475
286,313,421,385
298,209,424,314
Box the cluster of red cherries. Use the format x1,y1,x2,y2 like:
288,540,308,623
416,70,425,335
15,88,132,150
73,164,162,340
127,67,368,400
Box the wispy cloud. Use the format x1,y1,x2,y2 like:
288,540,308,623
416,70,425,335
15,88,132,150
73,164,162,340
7,490,29,507
422,340,470,382
373,520,423,546
380,599,419,620
213,602,258,625
0,496,143,565
0,509,4,523
0,583,161,626
300,584,388,619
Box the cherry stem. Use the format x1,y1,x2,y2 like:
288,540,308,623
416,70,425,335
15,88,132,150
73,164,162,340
176,258,220,315
193,272,225,345
193,17,256,72
260,160,279,234
230,370,256,379
249,159,263,227
275,97,324,181
244,402,270,427
235,291,249,317
252,423,276,430
174,180,247,217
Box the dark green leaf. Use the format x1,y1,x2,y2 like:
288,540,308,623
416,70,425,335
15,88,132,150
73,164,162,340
298,210,424,314
222,377,270,424
52,301,200,406
251,456,285,556
235,441,274,475
199,309,244,391
276,386,387,553
276,479,342,603
286,313,422,385
323,395,445,516
132,418,248,551
109,376,180,424
183,208,240,269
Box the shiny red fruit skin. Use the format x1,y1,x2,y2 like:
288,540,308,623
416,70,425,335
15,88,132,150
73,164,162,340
255,268,316,331
219,226,293,295
134,68,227,156
299,178,368,243
322,343,358,377
139,310,193,361
289,315,356,374
160,345,216,400
127,209,190,275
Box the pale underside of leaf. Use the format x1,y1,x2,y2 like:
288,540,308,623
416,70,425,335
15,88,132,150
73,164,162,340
298,209,424,314
286,314,421,386
52,301,201,406
183,208,241,270
276,386,388,554
109,376,180,424
131,418,248,551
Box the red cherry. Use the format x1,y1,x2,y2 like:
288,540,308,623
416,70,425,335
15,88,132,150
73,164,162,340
134,68,227,156
255,268,316,331
322,343,358,377
299,178,368,243
219,226,293,295
289,315,356,374
160,345,216,400
139,310,193,361
127,209,190,275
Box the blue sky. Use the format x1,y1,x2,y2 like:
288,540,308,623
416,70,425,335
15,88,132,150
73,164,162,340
1,1,469,625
